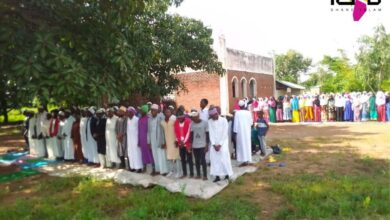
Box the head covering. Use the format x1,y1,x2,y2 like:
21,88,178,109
190,111,199,117
208,108,218,116
238,100,245,107
151,104,159,110
141,105,149,113
96,108,105,114
58,111,65,116
168,105,175,110
127,106,136,114
107,107,114,113
119,106,127,112
88,107,95,114
113,106,119,112
147,101,152,105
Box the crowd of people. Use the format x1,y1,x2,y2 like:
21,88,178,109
22,99,264,183
21,90,389,183
241,91,390,123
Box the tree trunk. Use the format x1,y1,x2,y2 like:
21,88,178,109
1,99,8,124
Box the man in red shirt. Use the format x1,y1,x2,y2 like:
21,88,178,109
174,110,194,178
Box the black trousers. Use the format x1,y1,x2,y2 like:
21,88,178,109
180,147,194,176
336,107,344,121
193,148,207,178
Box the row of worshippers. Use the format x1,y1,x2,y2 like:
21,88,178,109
239,91,390,123
23,99,264,183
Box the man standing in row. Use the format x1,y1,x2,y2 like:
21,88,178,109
208,108,233,182
234,100,253,167
148,104,168,175
127,107,143,172
139,105,154,173
174,110,193,178
91,108,106,168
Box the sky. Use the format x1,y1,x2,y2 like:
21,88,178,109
169,0,390,65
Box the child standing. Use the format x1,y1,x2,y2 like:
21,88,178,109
256,111,269,156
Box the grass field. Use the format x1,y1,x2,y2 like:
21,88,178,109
0,122,389,219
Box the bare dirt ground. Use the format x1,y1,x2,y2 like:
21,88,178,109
220,122,390,219
1,122,389,219
0,125,25,154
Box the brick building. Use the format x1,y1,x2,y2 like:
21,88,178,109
173,36,275,115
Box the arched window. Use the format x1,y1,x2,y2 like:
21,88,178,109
232,77,238,98
241,78,247,98
249,79,257,97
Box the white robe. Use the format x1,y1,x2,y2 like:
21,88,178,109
233,110,253,163
60,117,74,160
105,116,121,164
28,117,38,156
79,117,88,160
148,113,168,174
35,112,47,157
208,117,233,176
127,116,143,170
41,119,51,158
48,118,62,158
86,117,99,163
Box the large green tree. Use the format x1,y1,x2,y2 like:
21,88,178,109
356,24,390,92
0,0,224,116
275,50,312,83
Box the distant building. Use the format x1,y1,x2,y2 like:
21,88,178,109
173,36,275,114
275,80,306,97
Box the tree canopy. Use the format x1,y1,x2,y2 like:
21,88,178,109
0,0,224,112
275,50,312,84
303,24,390,93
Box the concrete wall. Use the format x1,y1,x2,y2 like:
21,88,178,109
226,48,274,75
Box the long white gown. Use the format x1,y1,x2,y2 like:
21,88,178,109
48,118,62,158
28,117,38,156
233,110,253,163
148,113,168,174
61,117,75,160
41,119,51,158
208,116,233,177
127,116,143,170
79,117,88,161
86,117,99,163
35,112,47,157
105,115,121,164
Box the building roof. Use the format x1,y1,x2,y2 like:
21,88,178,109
276,80,305,90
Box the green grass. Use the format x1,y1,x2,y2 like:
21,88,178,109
269,170,390,220
0,176,259,220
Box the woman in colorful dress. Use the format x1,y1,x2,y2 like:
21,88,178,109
376,91,386,122
386,96,390,122
268,97,276,123
298,95,306,122
283,96,292,122
291,95,300,123
352,94,362,122
320,94,328,122
262,97,270,123
327,95,336,122
360,92,370,121
368,92,378,121
313,95,321,122
275,97,283,122
343,95,353,122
